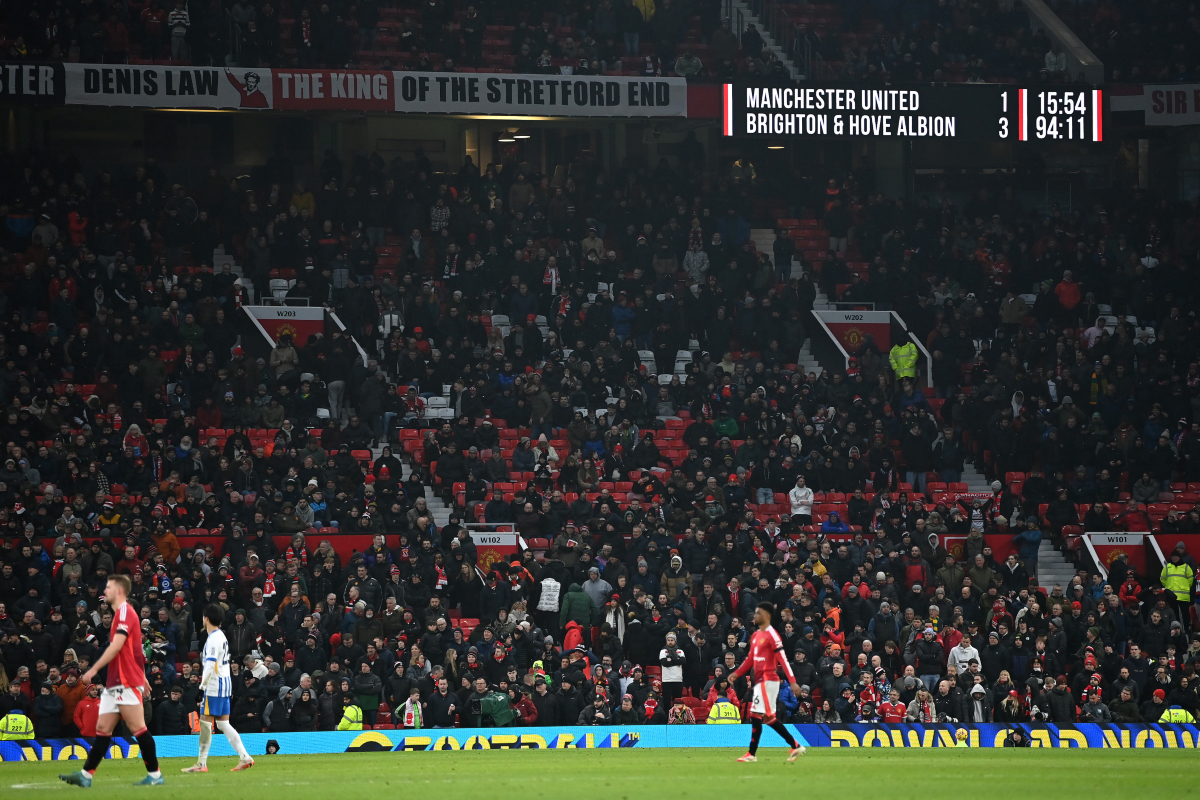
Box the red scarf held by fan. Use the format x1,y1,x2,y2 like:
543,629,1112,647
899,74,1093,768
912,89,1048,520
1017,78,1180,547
286,546,307,567
644,697,658,720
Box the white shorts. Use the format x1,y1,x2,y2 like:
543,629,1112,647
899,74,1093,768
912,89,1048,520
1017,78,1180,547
750,680,780,720
98,685,145,715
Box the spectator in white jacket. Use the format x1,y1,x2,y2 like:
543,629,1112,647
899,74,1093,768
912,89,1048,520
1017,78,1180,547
947,637,980,675
658,632,686,707
1044,43,1066,74
788,475,814,523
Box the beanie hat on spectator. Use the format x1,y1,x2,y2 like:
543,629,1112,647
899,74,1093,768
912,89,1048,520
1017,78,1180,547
1154,689,1166,700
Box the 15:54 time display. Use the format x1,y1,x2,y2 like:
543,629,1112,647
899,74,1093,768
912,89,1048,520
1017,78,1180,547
1027,89,1103,142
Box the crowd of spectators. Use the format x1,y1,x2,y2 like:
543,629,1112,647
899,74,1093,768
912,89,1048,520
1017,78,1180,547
785,0,1067,85
0,133,1198,737
0,0,741,79
1053,0,1200,84
0,0,1110,84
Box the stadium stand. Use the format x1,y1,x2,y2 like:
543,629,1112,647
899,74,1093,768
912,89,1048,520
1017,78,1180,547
0,0,1197,740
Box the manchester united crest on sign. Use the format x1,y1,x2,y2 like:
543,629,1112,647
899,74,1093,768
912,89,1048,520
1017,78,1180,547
842,326,866,349
478,547,504,571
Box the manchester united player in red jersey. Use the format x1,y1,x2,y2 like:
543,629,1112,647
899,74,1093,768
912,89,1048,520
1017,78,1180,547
60,574,164,788
729,602,806,763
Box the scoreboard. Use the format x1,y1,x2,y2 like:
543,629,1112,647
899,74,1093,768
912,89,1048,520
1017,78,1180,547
722,84,1104,142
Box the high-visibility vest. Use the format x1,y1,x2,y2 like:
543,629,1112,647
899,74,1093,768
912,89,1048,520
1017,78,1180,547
707,700,741,724
1160,563,1194,601
1160,707,1196,723
187,711,202,733
338,704,363,731
0,712,35,740
889,343,918,379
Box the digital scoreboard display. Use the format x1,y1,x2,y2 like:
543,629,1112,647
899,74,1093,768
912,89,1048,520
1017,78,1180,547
722,84,1104,142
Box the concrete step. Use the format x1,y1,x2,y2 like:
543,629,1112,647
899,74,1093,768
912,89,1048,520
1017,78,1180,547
1035,540,1078,589
731,0,799,78
752,227,804,280
959,461,994,492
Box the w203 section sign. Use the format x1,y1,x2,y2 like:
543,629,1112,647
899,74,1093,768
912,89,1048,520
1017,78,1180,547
722,83,1103,142
4,724,1195,760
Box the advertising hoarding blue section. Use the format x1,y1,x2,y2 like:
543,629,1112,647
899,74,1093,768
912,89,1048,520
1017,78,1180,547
2,724,1197,760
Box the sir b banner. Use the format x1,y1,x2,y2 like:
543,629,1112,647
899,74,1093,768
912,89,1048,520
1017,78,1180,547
5,723,1198,760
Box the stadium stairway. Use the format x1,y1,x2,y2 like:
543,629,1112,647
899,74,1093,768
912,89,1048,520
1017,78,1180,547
730,0,801,78
958,459,1076,589
1036,539,1078,592
370,442,454,528
959,461,992,495
753,227,825,378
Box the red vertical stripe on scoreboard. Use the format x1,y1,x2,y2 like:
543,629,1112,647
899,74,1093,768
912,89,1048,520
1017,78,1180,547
723,84,733,136
1093,89,1103,141
1018,89,1027,141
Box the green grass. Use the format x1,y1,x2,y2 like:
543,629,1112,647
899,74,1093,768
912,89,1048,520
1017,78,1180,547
4,750,1198,799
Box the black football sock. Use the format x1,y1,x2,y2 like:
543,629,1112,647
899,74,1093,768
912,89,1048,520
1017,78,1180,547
134,730,159,773
770,720,799,748
749,719,763,755
83,735,112,773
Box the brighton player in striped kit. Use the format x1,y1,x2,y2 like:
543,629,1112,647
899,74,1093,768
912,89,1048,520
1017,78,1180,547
60,574,164,787
182,604,254,773
729,602,806,763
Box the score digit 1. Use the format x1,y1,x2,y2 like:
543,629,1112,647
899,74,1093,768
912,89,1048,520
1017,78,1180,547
999,90,1008,138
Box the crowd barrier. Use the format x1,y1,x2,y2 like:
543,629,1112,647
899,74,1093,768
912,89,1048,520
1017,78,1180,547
3,723,1198,760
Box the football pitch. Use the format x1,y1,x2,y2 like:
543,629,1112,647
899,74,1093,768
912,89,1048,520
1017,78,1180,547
2,749,1196,799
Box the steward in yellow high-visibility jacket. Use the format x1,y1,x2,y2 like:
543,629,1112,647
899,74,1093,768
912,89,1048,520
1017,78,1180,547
1158,706,1196,724
1160,555,1194,602
889,342,918,380
337,693,363,731
707,698,742,724
0,711,35,739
